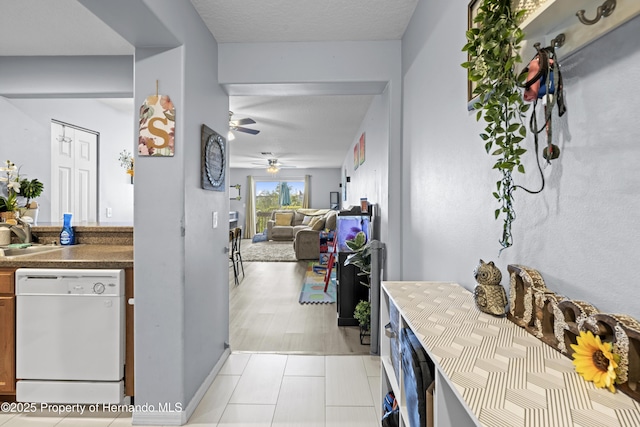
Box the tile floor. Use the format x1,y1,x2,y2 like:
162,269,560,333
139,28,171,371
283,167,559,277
0,353,382,427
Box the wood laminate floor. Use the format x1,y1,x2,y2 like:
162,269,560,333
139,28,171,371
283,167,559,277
229,260,370,355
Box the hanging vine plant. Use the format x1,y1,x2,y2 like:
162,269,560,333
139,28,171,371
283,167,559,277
462,0,529,252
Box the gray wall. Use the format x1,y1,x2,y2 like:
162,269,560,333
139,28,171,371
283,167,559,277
0,97,134,223
402,0,640,319
120,1,230,423
229,167,341,234
340,92,390,246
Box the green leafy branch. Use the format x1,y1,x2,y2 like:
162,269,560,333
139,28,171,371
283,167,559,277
462,0,529,251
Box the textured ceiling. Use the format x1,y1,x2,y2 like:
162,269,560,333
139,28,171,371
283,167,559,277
190,0,419,43
0,0,418,169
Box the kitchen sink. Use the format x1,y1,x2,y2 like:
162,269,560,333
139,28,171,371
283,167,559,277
0,244,64,257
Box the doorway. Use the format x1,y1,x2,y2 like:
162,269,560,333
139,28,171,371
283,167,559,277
50,120,98,223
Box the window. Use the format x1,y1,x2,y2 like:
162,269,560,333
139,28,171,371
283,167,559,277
254,179,305,233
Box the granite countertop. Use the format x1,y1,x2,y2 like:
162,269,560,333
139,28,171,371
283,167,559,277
31,223,133,233
0,244,133,269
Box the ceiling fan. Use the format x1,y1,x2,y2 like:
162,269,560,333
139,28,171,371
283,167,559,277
228,111,260,139
251,158,295,173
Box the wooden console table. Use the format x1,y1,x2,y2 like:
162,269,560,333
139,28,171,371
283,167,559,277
381,281,640,427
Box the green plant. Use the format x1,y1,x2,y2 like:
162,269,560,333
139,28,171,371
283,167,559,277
0,160,20,212
19,178,44,207
343,231,371,283
462,0,529,251
354,300,371,329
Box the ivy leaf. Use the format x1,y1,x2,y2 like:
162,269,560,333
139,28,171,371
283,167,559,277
495,209,500,219
518,164,525,173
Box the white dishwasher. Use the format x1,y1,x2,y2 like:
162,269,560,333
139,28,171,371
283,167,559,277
15,268,125,404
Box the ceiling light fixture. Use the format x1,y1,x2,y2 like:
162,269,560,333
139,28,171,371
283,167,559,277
227,130,235,141
266,158,280,174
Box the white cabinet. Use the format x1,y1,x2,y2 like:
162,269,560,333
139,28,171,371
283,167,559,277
380,283,477,427
380,281,640,427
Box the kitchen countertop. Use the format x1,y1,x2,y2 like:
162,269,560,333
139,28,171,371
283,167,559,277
0,244,133,269
31,223,133,232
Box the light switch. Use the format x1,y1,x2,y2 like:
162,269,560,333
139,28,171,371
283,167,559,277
106,207,112,218
213,211,218,228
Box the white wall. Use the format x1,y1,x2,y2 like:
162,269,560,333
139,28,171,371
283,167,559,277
229,167,341,233
0,97,134,223
402,0,640,319
341,92,389,245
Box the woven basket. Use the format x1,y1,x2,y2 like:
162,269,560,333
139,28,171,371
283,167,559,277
0,211,17,222
511,0,548,22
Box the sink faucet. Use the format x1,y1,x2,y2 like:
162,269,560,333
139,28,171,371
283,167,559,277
0,218,32,243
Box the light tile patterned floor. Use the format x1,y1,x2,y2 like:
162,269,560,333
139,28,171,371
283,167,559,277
0,354,381,427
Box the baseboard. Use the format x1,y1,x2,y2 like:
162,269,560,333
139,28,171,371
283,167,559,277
131,348,231,426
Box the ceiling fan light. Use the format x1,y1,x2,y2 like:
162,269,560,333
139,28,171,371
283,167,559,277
227,130,235,141
266,165,279,174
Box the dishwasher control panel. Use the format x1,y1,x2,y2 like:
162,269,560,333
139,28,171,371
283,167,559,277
15,268,124,296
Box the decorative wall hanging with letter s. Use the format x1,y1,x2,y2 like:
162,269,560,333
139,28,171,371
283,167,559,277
139,88,175,157
201,124,226,191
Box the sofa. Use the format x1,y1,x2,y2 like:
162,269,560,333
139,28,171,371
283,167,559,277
266,208,338,260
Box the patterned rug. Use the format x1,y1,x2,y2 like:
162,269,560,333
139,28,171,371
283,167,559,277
299,262,336,304
240,239,297,262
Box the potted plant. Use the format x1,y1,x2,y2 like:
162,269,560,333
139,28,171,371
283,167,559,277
0,160,20,222
354,300,371,344
344,231,372,285
19,177,44,224
344,231,372,344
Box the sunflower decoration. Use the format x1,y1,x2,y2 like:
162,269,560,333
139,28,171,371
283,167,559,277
571,330,620,393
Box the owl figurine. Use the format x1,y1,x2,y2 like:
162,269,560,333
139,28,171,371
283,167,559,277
473,259,507,316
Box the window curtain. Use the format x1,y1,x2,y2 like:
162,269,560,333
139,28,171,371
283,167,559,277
302,175,310,208
245,176,256,237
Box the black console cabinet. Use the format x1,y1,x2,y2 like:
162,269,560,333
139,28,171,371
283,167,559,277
337,252,370,326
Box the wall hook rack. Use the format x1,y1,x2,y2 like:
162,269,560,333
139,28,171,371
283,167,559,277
551,33,565,48
576,0,616,26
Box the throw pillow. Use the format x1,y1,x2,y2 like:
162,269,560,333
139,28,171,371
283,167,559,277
310,216,326,231
302,215,313,225
275,212,293,226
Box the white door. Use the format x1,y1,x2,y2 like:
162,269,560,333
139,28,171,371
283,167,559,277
51,122,98,223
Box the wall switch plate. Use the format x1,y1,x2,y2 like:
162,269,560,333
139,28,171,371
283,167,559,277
106,207,112,218
213,211,218,228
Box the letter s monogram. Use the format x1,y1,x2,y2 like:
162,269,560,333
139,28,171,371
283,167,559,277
148,117,170,148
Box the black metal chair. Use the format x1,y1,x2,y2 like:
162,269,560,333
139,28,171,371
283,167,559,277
233,227,244,279
229,229,239,285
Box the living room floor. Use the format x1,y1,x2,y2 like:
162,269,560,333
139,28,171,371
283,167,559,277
229,260,369,354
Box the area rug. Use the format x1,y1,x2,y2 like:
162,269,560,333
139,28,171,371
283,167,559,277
299,262,336,304
240,239,297,262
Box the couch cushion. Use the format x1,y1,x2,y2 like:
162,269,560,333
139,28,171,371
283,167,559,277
309,216,326,231
302,215,313,225
293,211,305,226
275,212,293,226
324,210,337,231
271,226,294,240
293,225,309,235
